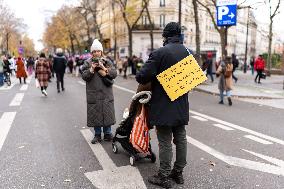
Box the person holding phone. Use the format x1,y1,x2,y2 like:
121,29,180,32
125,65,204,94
81,39,117,144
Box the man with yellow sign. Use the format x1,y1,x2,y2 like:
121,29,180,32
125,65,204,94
136,22,206,189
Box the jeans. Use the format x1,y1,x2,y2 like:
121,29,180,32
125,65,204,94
220,90,231,101
0,73,4,86
156,125,187,177
94,126,112,135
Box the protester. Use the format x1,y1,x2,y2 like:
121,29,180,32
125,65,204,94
231,53,239,83
216,56,233,106
35,53,51,96
254,54,266,84
26,57,35,75
116,57,124,75
0,56,4,87
205,52,214,82
67,56,74,74
250,56,255,75
16,57,27,84
53,48,67,93
81,39,117,144
123,57,128,79
136,22,189,188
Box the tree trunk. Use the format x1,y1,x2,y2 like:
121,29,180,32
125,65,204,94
112,2,117,60
128,28,133,57
145,2,153,52
268,18,273,73
192,0,201,65
220,28,227,59
69,33,75,55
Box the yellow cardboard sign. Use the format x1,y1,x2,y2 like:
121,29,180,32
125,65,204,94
157,54,207,101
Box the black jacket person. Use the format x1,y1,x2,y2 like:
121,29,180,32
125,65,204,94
53,48,67,93
136,22,188,188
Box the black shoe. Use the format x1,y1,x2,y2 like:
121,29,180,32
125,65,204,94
228,97,232,106
148,174,172,189
169,169,184,184
219,100,224,104
62,88,65,91
104,134,113,141
57,89,60,93
91,135,102,144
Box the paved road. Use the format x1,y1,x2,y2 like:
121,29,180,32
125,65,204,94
0,75,284,189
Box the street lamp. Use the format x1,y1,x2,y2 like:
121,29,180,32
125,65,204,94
244,6,250,73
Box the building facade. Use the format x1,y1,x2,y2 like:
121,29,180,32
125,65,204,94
84,0,274,63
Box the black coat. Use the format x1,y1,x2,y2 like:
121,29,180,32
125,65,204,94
53,54,67,74
136,36,189,127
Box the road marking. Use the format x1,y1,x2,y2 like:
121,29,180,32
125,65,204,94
0,112,17,151
187,136,284,177
244,135,273,145
189,110,284,145
191,115,208,122
81,129,147,189
243,149,284,167
0,83,15,90
212,123,234,131
20,84,28,91
9,93,25,106
112,84,284,145
78,81,86,86
114,85,136,94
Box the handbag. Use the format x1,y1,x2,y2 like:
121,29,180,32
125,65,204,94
129,105,150,154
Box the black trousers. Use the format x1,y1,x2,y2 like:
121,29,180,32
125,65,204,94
56,73,65,90
255,70,263,83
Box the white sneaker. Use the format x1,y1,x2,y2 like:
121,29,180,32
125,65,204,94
42,90,47,96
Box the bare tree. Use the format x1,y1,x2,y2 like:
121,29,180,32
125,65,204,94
78,0,104,42
115,0,147,57
111,0,118,60
142,0,154,52
196,0,253,58
267,0,281,73
192,0,201,64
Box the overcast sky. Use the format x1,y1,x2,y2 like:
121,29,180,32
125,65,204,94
2,0,284,51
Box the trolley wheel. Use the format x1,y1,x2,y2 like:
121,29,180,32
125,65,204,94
112,142,119,154
150,153,156,163
130,156,136,166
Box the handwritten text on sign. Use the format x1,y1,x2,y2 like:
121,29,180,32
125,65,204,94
157,54,207,101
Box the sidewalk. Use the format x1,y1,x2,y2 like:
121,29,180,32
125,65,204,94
196,70,284,99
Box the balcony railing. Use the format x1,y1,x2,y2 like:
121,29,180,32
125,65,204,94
133,24,163,31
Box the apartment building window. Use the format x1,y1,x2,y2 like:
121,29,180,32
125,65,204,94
160,14,166,28
142,15,148,25
160,0,165,7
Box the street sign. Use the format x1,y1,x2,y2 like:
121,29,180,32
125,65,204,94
217,0,237,26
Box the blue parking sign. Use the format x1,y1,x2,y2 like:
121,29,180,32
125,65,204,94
217,0,237,26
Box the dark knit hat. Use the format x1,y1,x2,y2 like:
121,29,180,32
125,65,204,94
162,22,182,38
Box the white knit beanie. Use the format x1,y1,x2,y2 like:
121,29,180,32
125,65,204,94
90,39,103,52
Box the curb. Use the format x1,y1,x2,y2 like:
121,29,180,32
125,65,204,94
194,87,284,100
118,75,284,100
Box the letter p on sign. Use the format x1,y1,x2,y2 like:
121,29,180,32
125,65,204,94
218,6,229,20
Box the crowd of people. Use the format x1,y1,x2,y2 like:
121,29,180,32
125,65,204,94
0,21,269,189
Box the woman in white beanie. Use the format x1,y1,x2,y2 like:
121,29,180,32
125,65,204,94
81,39,117,144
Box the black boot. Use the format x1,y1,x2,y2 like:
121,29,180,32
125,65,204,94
169,169,184,184
228,97,232,106
91,135,102,144
219,100,224,104
148,173,172,189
